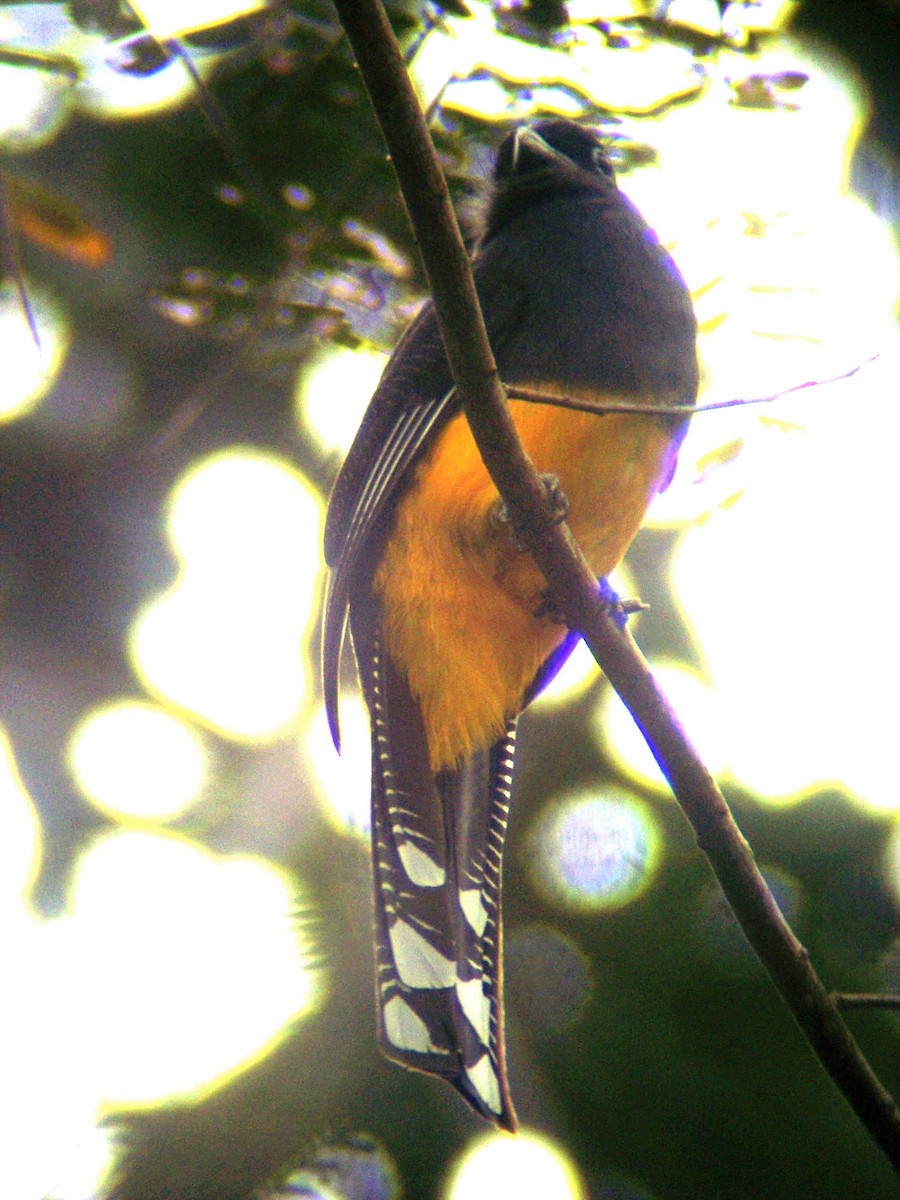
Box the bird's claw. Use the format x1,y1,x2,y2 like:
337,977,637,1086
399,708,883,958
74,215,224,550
532,579,649,625
489,473,569,552
597,577,649,628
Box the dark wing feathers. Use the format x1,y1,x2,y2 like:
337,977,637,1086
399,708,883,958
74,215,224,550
324,300,452,566
322,384,457,748
323,268,528,750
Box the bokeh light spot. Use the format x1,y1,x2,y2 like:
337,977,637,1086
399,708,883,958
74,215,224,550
297,343,388,456
615,36,889,534
0,946,103,1200
505,926,592,1033
0,280,69,422
597,662,728,795
694,867,803,967
129,448,322,741
668,346,900,811
42,1125,117,1200
530,636,600,710
526,790,661,912
68,828,320,1107
0,723,42,904
411,3,700,121
445,1129,585,1200
0,5,75,149
132,0,265,40
304,695,372,836
66,699,210,822
283,182,315,211
0,730,111,1200
1,733,316,1196
75,32,225,121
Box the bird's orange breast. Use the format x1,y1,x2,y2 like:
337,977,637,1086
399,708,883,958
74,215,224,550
372,397,680,771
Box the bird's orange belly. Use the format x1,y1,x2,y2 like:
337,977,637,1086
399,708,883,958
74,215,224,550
372,398,680,771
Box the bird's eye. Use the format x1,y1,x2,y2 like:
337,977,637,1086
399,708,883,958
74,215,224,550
591,145,614,177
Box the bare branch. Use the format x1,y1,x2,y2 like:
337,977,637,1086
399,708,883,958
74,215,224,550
331,0,900,1172
835,994,900,1012
505,357,876,418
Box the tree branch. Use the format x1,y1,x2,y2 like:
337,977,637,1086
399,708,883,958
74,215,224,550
835,994,900,1012
330,0,900,1171
505,358,873,418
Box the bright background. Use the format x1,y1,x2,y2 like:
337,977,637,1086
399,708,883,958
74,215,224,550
1,1,899,1198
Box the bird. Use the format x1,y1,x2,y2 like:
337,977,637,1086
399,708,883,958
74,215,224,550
322,117,698,1131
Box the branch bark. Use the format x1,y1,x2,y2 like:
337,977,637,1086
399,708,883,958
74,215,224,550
331,0,900,1172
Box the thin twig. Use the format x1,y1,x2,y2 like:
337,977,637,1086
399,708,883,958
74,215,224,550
835,994,900,1012
331,0,900,1173
505,357,876,418
0,45,82,79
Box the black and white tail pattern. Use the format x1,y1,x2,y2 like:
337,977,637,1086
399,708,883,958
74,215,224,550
355,612,518,1130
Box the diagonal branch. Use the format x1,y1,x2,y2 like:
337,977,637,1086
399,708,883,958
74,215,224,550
330,0,900,1172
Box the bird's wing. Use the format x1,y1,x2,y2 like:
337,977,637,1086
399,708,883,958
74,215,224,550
322,268,527,749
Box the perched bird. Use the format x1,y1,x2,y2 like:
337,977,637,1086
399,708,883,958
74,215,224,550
323,118,698,1130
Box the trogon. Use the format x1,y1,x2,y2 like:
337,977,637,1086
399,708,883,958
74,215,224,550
323,118,698,1130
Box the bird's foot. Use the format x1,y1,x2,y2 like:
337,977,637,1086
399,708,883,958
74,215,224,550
597,577,649,628
532,578,649,625
489,473,569,553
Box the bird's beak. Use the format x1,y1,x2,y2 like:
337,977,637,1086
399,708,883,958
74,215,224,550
509,127,559,172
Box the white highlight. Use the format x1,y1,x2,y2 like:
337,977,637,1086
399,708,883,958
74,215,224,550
0,282,68,421
445,1128,586,1200
66,699,208,822
129,449,322,741
465,1054,501,1115
383,996,439,1054
459,888,489,937
305,697,371,836
297,344,389,456
68,830,319,1105
398,841,446,887
389,920,456,988
456,978,490,1047
131,0,265,40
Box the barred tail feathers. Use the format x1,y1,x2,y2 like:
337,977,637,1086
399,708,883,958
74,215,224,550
351,602,518,1129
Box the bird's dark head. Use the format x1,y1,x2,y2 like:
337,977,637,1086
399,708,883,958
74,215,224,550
495,119,615,182
479,119,617,245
